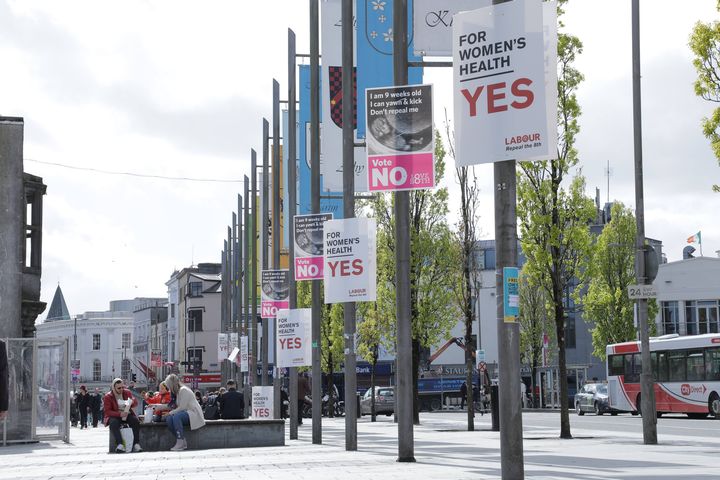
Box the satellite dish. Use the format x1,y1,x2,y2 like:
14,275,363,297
683,245,695,259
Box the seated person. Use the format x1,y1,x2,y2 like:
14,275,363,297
144,381,172,422
103,378,142,453
164,374,206,451
218,380,244,419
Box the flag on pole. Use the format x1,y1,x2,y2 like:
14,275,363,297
687,231,702,244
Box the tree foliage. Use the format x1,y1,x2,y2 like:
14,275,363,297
516,11,595,439
368,132,461,422
689,7,720,192
583,202,658,360
518,268,549,398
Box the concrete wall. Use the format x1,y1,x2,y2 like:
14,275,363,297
0,117,25,338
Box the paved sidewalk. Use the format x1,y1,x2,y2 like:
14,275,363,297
0,413,718,479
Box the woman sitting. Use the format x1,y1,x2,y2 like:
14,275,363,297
144,382,172,422
163,374,205,451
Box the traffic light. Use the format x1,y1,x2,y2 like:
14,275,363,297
643,244,659,284
132,373,137,382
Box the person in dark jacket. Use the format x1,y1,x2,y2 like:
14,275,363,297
0,340,7,421
218,380,244,419
459,381,468,409
77,385,90,429
297,373,311,425
90,388,102,427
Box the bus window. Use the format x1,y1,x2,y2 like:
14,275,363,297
668,350,686,382
686,350,705,381
656,351,668,382
609,355,624,376
624,355,637,383
705,348,720,381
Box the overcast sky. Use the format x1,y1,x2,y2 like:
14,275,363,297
1,0,717,320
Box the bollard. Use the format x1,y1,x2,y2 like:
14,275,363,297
491,385,500,431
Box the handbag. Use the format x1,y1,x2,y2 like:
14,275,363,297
120,424,134,449
143,406,154,424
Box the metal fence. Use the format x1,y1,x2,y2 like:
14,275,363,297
2,337,69,446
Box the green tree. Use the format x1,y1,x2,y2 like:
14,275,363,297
518,268,549,408
583,202,658,360
370,133,461,423
357,302,382,421
690,7,720,192
443,115,482,431
517,8,596,438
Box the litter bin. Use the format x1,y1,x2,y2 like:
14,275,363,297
490,385,500,431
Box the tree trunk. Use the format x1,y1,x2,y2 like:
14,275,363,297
328,354,335,419
554,299,571,438
371,353,377,422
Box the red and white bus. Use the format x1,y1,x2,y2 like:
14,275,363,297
606,333,720,418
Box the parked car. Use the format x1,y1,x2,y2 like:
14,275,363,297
574,383,619,416
360,386,394,416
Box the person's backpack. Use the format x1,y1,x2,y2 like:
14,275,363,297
203,395,220,420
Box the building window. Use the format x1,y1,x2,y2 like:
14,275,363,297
698,301,720,334
189,282,203,297
122,333,131,349
170,303,175,318
686,301,697,335
565,315,576,349
121,358,131,381
92,334,101,351
188,310,203,332
93,359,101,382
187,348,203,371
661,301,679,335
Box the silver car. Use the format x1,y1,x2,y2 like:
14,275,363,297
360,386,395,416
574,383,619,416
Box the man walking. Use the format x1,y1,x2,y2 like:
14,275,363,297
77,386,90,429
90,388,102,427
297,372,311,425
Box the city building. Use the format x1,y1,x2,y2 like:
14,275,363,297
171,263,223,390
655,256,720,336
131,299,168,389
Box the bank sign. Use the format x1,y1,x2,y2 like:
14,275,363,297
453,0,554,165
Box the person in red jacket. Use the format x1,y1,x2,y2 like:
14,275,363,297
103,378,142,453
144,381,171,421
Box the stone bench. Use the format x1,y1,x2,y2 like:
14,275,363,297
108,418,285,453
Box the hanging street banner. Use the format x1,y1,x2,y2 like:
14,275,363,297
252,386,274,419
366,84,435,191
240,335,249,372
261,269,289,318
503,267,520,323
414,0,491,56
324,217,377,303
150,351,162,368
217,333,229,362
320,0,368,192
276,309,312,368
294,213,333,281
453,0,554,165
356,0,423,139
298,65,344,217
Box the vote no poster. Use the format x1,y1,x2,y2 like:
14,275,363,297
294,213,332,281
276,308,312,368
453,0,552,165
365,84,435,192
261,269,289,319
323,217,377,303
252,386,274,419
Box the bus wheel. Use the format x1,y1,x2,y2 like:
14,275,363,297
709,393,720,417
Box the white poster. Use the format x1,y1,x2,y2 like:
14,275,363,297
276,309,312,368
240,335,249,373
217,333,229,362
320,0,368,192
414,0,491,56
294,213,332,280
252,386,274,419
323,217,377,303
453,0,552,165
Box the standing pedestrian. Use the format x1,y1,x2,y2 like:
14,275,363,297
0,340,8,421
297,372,311,425
459,381,467,409
77,385,90,429
90,388,102,427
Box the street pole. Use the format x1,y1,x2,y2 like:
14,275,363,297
632,0,657,444
288,28,299,440
393,0,414,462
243,180,250,387
272,78,282,419
492,1,524,477
227,225,234,386
341,0,357,452
262,118,270,388
310,0,323,445
251,148,259,390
